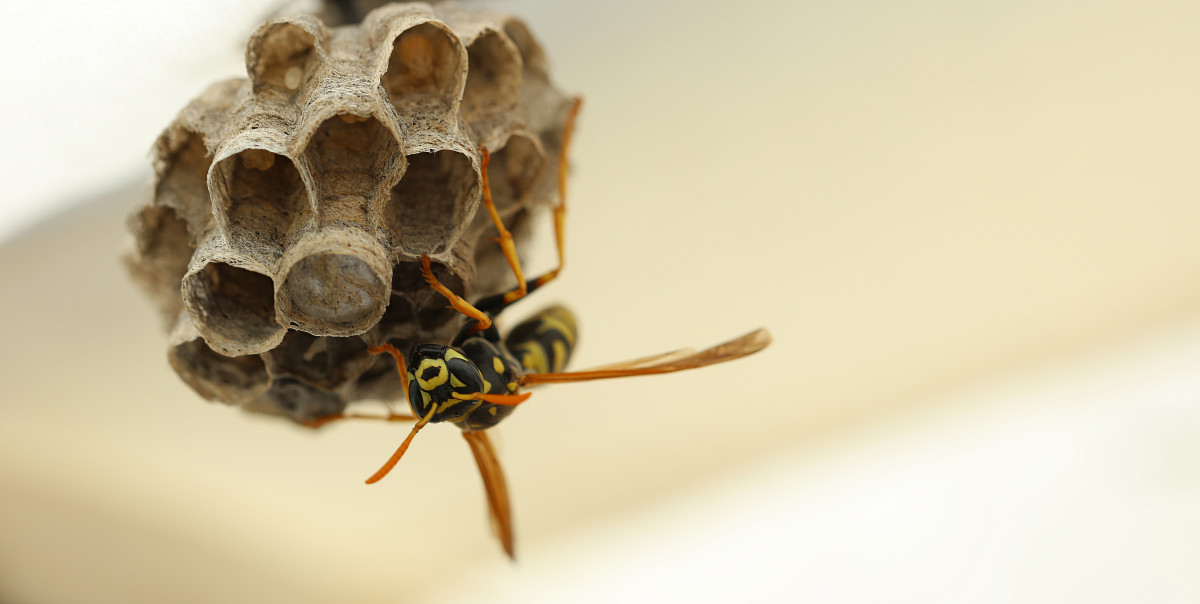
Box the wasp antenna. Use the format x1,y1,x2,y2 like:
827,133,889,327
365,404,438,484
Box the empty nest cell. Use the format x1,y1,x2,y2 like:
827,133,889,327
501,19,548,77
182,260,283,356
306,114,400,218
247,21,322,96
388,148,478,254
168,329,271,403
381,22,464,109
126,205,196,325
461,28,522,116
154,129,213,239
485,132,544,216
211,150,310,254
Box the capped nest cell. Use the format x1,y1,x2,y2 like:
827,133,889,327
126,2,576,423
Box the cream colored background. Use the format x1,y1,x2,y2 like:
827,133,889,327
2,0,1199,602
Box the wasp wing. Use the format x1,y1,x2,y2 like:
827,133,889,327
461,430,515,559
576,347,698,372
521,328,771,385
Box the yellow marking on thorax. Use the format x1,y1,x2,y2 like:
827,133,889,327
492,357,505,374
506,381,518,392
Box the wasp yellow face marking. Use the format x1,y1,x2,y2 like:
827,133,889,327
482,378,493,394
492,357,505,374
450,374,467,388
416,358,448,390
420,390,432,406
445,349,468,363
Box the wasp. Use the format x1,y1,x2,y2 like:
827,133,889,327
311,98,771,557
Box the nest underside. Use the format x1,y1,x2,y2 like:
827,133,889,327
125,2,574,422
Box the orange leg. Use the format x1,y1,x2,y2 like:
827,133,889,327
485,97,584,306
478,147,530,304
301,412,418,429
419,254,492,333
302,342,418,429
518,96,583,298
368,342,411,394
422,98,583,327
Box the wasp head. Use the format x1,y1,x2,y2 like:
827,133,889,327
405,344,486,423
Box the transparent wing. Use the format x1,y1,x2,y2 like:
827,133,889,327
521,328,771,385
576,347,698,372
462,430,515,559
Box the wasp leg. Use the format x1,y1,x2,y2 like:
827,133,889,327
300,342,421,428
368,342,411,394
522,96,583,298
471,99,584,319
422,98,582,328
478,147,530,304
300,411,417,429
418,148,526,333
462,429,515,559
419,254,493,333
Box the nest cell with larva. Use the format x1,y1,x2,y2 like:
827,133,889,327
125,2,576,423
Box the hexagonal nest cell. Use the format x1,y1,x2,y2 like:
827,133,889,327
125,2,575,423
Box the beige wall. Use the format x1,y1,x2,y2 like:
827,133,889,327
2,0,1199,601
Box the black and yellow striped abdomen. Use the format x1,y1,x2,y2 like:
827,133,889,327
504,305,577,376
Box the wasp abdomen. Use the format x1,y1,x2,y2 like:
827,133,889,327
504,305,577,376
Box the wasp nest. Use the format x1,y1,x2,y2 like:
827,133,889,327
125,2,575,422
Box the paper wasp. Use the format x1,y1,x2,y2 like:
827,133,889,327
310,98,771,557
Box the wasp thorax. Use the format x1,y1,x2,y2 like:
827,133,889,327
406,344,485,423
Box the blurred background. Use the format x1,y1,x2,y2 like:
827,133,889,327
2,0,1199,602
